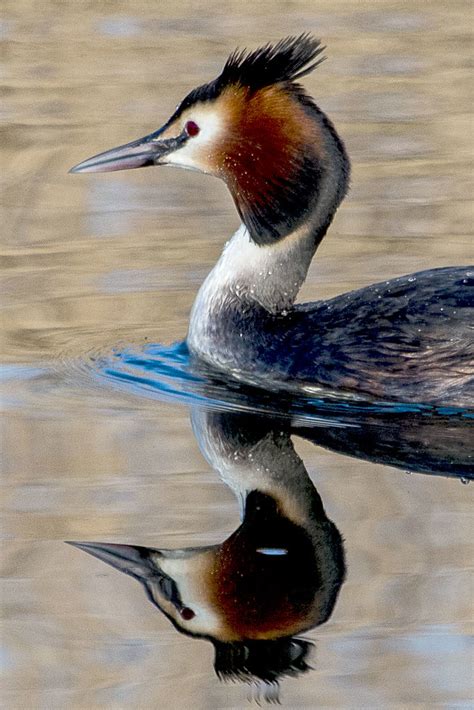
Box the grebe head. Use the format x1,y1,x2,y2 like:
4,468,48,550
70,34,350,245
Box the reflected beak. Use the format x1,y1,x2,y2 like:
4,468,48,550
69,128,185,174
66,540,160,580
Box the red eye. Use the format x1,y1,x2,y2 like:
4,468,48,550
185,120,200,137
180,607,195,621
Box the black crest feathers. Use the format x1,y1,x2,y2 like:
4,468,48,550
175,35,325,115
219,34,325,92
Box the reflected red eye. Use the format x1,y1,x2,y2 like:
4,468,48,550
185,120,200,137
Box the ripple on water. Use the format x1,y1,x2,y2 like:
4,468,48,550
83,340,474,420
78,340,473,480
3,337,472,479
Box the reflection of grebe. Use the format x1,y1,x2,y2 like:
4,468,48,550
71,35,473,406
68,409,345,690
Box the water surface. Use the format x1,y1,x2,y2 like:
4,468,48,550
2,1,473,707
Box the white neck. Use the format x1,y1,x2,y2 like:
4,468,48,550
187,221,316,362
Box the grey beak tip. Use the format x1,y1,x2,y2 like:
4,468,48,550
69,163,89,174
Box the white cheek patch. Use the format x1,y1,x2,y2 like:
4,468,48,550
165,106,224,173
158,554,223,636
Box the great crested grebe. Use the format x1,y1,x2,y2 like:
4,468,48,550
71,35,473,406
69,407,345,687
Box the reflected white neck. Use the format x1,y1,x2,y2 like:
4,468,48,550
191,408,317,524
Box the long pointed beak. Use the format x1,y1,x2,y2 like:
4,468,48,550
66,540,160,580
69,128,185,174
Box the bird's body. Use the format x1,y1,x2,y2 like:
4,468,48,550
189,243,473,405
71,35,474,407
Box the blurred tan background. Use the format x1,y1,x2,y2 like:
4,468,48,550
2,1,473,708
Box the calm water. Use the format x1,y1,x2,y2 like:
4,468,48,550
2,1,473,708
